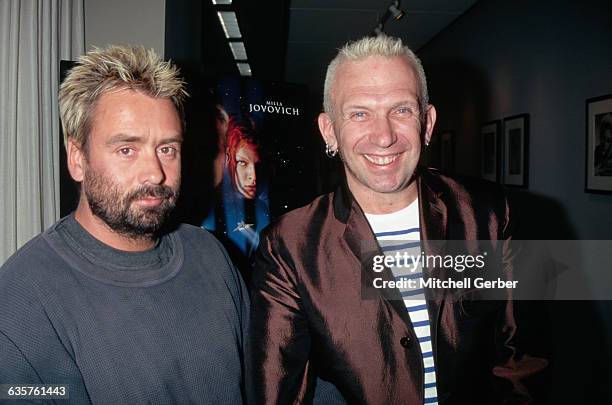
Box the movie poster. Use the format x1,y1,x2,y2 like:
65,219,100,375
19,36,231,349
199,77,315,267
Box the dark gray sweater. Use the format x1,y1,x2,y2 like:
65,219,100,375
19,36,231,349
0,215,249,404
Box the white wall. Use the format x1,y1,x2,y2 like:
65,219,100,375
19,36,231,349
84,0,166,57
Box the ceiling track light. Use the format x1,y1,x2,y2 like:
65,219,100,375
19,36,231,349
389,2,405,21
371,0,405,36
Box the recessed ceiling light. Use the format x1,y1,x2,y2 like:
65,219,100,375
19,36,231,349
217,11,241,39
236,62,251,76
211,0,232,4
229,42,247,60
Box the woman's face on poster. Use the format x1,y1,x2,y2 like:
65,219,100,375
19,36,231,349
234,141,259,199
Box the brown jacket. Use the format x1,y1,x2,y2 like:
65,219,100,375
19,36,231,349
249,168,547,405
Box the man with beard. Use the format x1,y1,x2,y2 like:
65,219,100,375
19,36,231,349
0,46,248,404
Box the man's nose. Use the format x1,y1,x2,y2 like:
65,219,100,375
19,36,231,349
368,115,397,148
138,152,165,185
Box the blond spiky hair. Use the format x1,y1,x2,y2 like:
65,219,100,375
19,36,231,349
323,35,428,119
58,45,188,150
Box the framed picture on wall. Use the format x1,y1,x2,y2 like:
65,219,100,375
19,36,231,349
502,114,529,187
585,94,612,193
480,120,501,182
439,131,454,173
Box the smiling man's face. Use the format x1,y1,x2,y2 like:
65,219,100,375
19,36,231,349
318,55,436,213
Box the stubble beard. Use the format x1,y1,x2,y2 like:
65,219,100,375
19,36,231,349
83,168,180,239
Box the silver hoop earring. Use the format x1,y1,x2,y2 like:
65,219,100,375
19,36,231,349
325,143,338,158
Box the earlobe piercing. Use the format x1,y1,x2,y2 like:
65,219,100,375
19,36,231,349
325,143,339,158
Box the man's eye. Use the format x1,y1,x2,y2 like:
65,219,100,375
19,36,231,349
350,111,368,120
396,107,413,115
159,146,177,156
118,147,133,156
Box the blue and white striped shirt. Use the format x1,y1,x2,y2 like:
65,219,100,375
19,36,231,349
365,199,438,405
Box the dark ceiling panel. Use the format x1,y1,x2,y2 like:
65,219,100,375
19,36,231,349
291,0,476,13
291,0,382,9
385,12,464,46
400,0,477,12
284,0,478,94
233,0,288,80
288,9,380,42
285,42,337,89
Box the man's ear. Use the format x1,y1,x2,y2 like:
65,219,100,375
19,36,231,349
317,112,338,150
66,138,85,182
423,104,437,146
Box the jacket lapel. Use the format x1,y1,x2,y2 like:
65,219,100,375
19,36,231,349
335,173,451,358
339,187,415,329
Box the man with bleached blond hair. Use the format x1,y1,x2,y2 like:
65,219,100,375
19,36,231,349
249,35,546,405
0,46,248,404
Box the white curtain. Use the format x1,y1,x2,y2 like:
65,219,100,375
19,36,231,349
0,0,84,264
